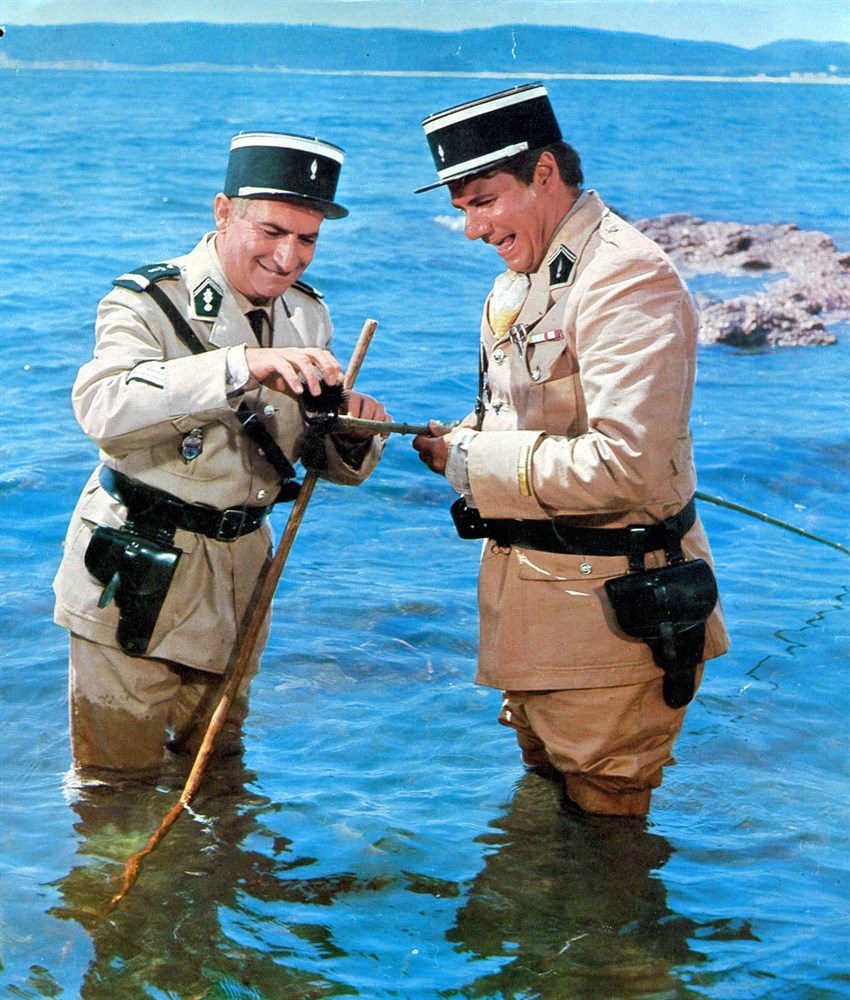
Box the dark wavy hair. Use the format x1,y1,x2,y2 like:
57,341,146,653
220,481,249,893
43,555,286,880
487,141,583,189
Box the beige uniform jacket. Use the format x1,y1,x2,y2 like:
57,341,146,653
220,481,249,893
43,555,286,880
54,233,381,674
465,191,729,691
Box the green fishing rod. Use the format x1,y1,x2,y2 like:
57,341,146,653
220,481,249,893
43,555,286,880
336,414,850,557
693,491,850,556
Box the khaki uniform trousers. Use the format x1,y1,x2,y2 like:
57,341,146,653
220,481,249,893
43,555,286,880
69,634,255,778
499,667,703,816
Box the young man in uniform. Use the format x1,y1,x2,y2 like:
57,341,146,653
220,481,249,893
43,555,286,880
55,131,390,781
412,85,729,817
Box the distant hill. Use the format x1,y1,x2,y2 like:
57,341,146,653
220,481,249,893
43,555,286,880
2,22,848,77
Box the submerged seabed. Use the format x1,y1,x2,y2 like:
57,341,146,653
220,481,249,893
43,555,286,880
1,68,849,999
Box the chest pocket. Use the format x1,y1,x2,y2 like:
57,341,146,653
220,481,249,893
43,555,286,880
520,334,581,435
524,334,577,384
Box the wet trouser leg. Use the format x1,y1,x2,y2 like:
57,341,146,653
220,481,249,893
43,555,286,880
498,668,702,817
68,634,253,779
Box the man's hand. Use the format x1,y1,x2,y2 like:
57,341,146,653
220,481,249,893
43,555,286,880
245,347,343,397
335,391,392,439
412,421,454,475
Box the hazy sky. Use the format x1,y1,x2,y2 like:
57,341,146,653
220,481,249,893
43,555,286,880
5,0,850,48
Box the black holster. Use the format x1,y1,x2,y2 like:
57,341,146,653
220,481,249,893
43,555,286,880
84,524,182,657
605,553,718,709
450,496,516,546
450,494,715,708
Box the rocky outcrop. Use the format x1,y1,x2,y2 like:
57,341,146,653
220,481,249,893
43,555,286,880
635,215,850,346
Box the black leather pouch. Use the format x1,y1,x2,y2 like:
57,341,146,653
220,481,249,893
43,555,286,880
605,559,718,708
84,525,182,657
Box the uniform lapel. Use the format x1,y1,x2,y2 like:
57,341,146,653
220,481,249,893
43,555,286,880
183,234,264,349
183,237,316,350
517,191,607,327
516,266,553,328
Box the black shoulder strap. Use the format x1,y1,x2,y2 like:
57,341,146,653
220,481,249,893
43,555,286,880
142,283,297,485
145,282,208,354
292,278,323,300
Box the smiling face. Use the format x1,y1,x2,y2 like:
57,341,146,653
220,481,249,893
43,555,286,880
449,152,577,274
213,195,326,303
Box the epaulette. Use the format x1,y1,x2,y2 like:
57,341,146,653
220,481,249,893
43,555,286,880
291,279,324,300
113,263,181,292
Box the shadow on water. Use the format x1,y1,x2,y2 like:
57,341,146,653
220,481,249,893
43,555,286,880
443,776,756,1000
47,756,359,999
38,748,767,1000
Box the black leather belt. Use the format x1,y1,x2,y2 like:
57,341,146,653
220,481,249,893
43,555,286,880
452,496,697,556
99,466,271,542
512,499,697,555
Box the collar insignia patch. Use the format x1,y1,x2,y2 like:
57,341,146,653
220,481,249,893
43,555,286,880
548,245,576,288
193,277,223,319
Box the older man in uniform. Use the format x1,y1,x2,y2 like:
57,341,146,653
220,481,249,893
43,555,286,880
413,86,729,816
55,131,389,781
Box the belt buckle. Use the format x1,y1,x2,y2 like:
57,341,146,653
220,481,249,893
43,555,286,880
216,508,247,541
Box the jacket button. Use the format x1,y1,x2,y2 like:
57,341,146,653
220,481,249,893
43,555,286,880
531,368,542,382
579,561,592,575
257,489,268,500
493,348,505,363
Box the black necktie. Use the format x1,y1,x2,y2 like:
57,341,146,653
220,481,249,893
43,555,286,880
247,309,268,347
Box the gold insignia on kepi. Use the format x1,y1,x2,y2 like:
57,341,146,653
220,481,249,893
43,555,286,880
548,245,576,287
193,277,223,317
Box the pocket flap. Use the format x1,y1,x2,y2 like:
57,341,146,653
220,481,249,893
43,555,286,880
525,337,576,383
515,547,630,583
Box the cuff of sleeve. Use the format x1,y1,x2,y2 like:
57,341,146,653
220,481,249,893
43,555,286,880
445,428,477,501
225,344,251,396
467,430,546,519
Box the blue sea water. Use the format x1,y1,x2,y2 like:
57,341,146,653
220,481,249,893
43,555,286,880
1,65,849,999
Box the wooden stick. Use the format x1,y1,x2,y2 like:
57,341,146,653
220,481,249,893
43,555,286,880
104,318,378,914
336,415,458,437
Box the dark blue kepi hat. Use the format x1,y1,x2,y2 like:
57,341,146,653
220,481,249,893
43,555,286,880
415,83,562,194
224,132,348,219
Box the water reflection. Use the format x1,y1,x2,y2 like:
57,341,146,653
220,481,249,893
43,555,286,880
49,756,350,998
449,776,704,999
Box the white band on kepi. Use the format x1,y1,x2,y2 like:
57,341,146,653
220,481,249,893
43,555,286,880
237,186,299,198
229,132,345,164
423,84,550,134
436,142,530,182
